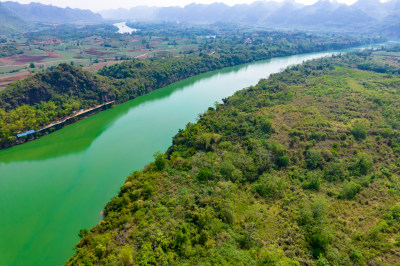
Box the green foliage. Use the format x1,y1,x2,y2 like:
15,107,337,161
154,152,166,171
260,118,274,134
118,246,134,265
78,229,89,238
277,155,291,168
350,154,373,176
258,245,300,265
384,204,400,224
302,171,322,191
351,123,367,140
197,167,212,182
323,161,346,182
316,254,330,266
298,199,331,258
306,149,324,169
349,247,364,264
338,181,362,199
253,174,286,198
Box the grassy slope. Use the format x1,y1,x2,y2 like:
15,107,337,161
67,53,400,265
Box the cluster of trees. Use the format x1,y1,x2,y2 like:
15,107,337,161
0,45,22,57
24,24,121,42
68,50,400,264
198,31,383,56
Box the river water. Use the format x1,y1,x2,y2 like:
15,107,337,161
0,46,388,265
114,22,138,34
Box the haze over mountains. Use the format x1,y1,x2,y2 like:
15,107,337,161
0,1,101,26
0,0,399,35
0,2,29,33
101,0,400,35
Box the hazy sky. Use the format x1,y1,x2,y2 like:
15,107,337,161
3,0,375,11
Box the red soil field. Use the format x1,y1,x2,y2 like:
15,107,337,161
0,73,33,88
0,51,63,66
46,51,62,58
128,49,149,52
83,59,122,71
84,49,112,56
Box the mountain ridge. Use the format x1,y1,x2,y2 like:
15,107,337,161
0,2,29,33
2,1,103,24
100,0,399,35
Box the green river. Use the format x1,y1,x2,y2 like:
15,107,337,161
0,46,387,265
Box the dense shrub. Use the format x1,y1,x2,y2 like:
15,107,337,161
302,171,322,191
197,167,212,182
351,123,367,140
306,149,324,169
338,181,362,199
253,174,286,198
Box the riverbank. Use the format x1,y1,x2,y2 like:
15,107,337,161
0,41,388,151
2,102,114,149
0,34,387,150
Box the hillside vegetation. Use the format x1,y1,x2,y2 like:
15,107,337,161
67,50,400,265
0,34,379,148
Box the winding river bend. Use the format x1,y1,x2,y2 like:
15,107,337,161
0,46,386,265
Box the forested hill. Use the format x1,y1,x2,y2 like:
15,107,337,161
68,49,400,264
0,34,381,148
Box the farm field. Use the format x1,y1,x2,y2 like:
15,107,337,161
0,23,201,88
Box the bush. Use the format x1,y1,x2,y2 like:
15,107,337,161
349,247,364,264
154,152,166,171
197,167,212,182
118,246,134,265
395,235,400,246
277,155,291,168
323,161,346,182
260,118,274,134
220,160,235,179
351,123,367,140
338,181,362,199
253,175,286,198
258,245,300,265
317,254,330,266
350,154,372,176
78,229,89,238
306,149,324,169
302,171,321,191
385,204,400,223
310,230,331,258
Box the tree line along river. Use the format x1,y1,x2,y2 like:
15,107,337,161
0,45,388,265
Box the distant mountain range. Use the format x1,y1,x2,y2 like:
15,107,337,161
0,0,399,36
101,0,400,35
0,2,29,33
0,1,102,33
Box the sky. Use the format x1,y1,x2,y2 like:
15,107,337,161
2,0,380,11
